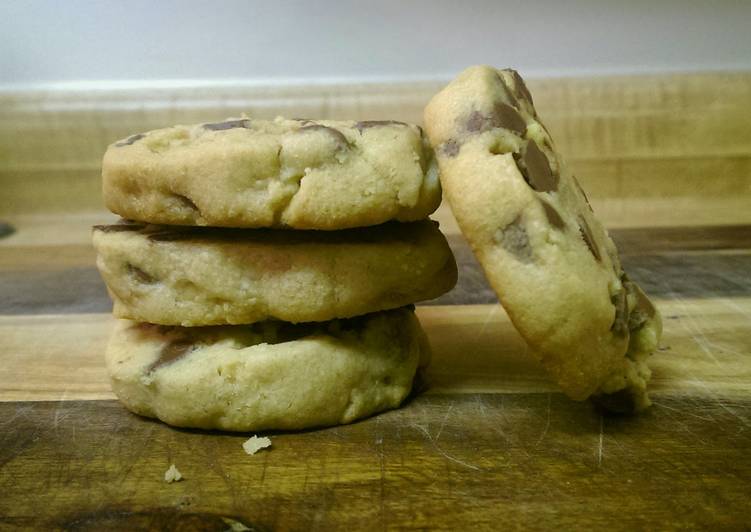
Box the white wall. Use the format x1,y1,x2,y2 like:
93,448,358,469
2,0,751,86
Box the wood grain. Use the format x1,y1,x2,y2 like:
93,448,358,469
1,394,749,531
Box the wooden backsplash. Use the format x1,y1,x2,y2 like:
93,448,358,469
2,72,750,227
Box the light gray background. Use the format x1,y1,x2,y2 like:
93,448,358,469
2,0,750,86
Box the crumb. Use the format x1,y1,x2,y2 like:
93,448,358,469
222,517,252,531
243,435,272,455
164,464,183,483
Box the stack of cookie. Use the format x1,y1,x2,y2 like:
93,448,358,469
93,117,457,431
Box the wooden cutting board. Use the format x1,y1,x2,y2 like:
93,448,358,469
1,71,750,530
1,210,750,531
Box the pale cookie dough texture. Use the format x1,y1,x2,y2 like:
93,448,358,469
424,65,662,411
93,220,457,327
106,307,431,431
102,117,440,230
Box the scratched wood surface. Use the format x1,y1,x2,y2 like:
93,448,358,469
2,72,751,530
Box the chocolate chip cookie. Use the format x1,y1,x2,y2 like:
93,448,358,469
424,65,662,410
103,117,440,229
106,307,430,431
93,220,457,326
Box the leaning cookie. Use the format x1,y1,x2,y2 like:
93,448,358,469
103,117,440,229
93,220,457,326
424,65,662,411
106,307,430,431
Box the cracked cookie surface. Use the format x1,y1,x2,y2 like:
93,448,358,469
424,65,662,410
106,307,430,431
103,117,440,229
93,220,457,326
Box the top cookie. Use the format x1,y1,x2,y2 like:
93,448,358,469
424,66,662,410
102,117,440,230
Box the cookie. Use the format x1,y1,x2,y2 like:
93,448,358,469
93,220,457,326
102,117,440,230
106,307,430,431
424,65,662,410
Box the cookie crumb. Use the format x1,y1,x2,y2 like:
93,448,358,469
243,435,272,455
221,517,252,531
164,464,183,483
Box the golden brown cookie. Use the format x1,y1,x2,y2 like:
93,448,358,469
103,117,440,229
93,220,457,326
424,65,662,410
106,307,430,431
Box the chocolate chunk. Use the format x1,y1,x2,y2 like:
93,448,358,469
93,223,145,233
441,139,460,157
465,111,485,133
465,103,526,136
172,194,199,212
508,69,534,106
514,141,558,192
494,72,520,109
149,340,195,372
126,263,155,284
492,102,527,136
115,133,145,147
497,217,533,262
203,119,250,131
298,124,349,147
610,289,629,337
625,281,657,331
578,218,602,262
540,200,565,229
573,177,594,211
354,120,408,132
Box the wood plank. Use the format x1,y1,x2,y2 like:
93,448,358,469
0,394,748,530
2,297,749,402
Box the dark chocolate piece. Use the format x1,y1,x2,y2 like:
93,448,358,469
172,194,199,212
508,69,534,106
514,141,558,192
540,200,565,229
203,119,250,131
496,73,521,110
115,133,145,147
498,217,533,263
126,264,156,284
149,340,195,372
465,104,526,136
492,102,527,136
466,111,485,132
354,120,408,132
610,289,629,337
578,218,602,262
441,139,460,157
573,177,594,211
